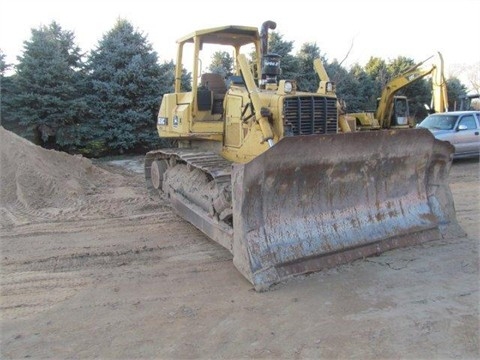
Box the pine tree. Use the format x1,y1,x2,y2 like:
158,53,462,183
295,42,325,92
267,32,297,81
208,51,234,78
0,49,16,131
86,19,164,154
7,22,88,150
0,50,8,75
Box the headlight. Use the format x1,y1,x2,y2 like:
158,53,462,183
284,81,293,93
157,117,168,125
326,82,334,92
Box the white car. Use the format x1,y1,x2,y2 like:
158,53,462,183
417,111,480,159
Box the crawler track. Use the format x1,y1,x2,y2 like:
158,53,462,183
144,148,234,251
145,149,232,191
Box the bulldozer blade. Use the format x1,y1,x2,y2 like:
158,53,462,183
231,129,464,291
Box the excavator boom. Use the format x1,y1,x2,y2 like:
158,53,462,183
376,52,448,126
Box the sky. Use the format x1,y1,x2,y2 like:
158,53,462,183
1,0,479,92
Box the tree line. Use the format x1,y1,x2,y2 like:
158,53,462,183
0,19,472,157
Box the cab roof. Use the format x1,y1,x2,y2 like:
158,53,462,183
176,25,260,47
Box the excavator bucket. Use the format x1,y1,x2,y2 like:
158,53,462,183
230,129,464,291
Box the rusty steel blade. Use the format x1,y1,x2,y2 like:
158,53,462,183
231,129,463,290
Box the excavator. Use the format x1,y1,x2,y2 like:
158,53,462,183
457,94,480,111
341,52,449,131
144,21,463,291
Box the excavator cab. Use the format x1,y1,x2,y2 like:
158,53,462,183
375,95,410,127
393,96,409,125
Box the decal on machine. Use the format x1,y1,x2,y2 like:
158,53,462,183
173,115,180,127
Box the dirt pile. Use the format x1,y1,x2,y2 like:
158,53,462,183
0,127,159,227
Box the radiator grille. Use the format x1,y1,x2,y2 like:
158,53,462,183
283,96,338,135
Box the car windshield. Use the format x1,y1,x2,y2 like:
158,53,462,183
418,115,458,130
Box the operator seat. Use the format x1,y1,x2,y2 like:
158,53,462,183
200,73,227,114
201,73,227,94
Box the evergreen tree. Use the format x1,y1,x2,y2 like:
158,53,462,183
345,64,376,112
267,32,297,81
446,78,468,111
208,51,234,78
329,62,364,113
0,50,8,75
404,78,431,121
158,59,191,93
363,56,389,106
86,19,164,154
387,56,416,76
295,42,324,92
5,22,88,149
0,49,15,130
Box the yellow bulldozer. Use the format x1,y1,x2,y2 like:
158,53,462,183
145,21,463,291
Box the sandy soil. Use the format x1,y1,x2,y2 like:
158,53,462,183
1,127,479,359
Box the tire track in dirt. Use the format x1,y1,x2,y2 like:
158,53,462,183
0,271,90,320
0,210,234,321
